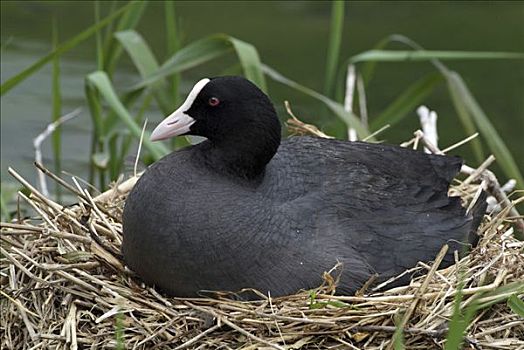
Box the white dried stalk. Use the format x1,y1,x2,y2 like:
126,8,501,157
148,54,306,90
33,108,81,196
135,119,148,178
356,73,368,129
344,64,358,141
417,105,438,154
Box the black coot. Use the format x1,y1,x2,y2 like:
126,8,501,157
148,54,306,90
122,76,486,297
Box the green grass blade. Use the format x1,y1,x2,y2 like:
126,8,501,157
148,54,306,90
164,1,180,59
228,37,267,92
108,133,120,180
115,310,125,350
371,73,443,130
130,34,266,92
324,0,344,98
102,1,119,57
85,79,105,186
365,36,515,176
507,294,524,318
446,73,485,163
444,270,474,350
51,18,62,200
164,0,180,106
392,313,405,350
114,30,172,112
350,50,524,64
446,282,524,350
160,34,231,72
115,1,147,34
0,1,134,96
86,71,168,160
359,36,393,85
262,64,370,139
114,30,160,77
164,0,181,148
94,1,104,69
446,71,524,184
85,83,104,140
445,298,476,350
475,282,524,310
354,35,522,183
103,1,148,75
104,88,145,140
115,92,155,175
130,35,233,91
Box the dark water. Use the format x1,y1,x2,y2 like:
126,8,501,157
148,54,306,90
1,1,523,193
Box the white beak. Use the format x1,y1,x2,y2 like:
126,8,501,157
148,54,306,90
150,78,210,141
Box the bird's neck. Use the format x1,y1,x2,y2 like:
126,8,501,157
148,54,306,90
199,130,281,179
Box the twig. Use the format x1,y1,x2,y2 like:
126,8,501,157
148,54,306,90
284,101,333,139
16,298,39,346
220,317,285,350
474,320,524,337
93,175,140,203
362,124,390,142
135,119,148,178
34,162,87,200
344,64,357,141
417,106,438,154
0,289,39,318
185,302,285,350
174,324,221,350
487,179,517,212
442,133,479,153
0,246,48,284
356,73,368,129
330,336,361,349
0,222,43,231
386,245,448,349
67,302,78,350
17,191,59,231
462,155,496,187
414,129,442,154
352,324,447,337
268,291,286,346
83,189,121,244
467,180,487,215
8,167,62,212
33,108,82,196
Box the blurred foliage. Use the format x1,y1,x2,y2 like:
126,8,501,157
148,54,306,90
1,0,523,194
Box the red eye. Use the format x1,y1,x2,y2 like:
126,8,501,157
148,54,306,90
208,97,220,107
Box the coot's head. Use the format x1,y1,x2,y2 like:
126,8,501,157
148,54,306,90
151,76,281,146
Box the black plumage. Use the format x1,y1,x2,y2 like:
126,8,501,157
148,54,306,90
122,76,486,298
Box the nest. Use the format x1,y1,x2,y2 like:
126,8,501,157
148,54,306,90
1,127,523,350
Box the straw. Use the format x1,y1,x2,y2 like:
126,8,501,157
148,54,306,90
1,123,523,349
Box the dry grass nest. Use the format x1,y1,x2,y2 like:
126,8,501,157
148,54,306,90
1,124,523,350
